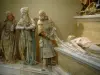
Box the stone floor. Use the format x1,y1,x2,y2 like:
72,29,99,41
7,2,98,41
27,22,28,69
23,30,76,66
0,63,58,75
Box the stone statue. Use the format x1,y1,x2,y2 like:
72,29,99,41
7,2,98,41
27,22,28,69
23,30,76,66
1,11,16,63
95,0,100,9
37,10,57,70
67,35,100,53
16,7,36,65
79,0,98,15
80,0,95,10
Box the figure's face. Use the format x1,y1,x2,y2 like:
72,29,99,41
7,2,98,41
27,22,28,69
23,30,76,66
20,7,28,13
21,10,27,15
7,14,14,21
20,8,29,16
39,12,47,20
39,12,46,16
40,12,46,17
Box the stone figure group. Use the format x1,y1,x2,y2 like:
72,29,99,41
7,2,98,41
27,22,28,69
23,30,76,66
0,6,100,71
0,7,58,70
79,0,100,15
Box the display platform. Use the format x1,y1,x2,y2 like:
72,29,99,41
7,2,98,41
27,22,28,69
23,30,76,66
0,63,52,75
55,42,100,75
0,63,68,75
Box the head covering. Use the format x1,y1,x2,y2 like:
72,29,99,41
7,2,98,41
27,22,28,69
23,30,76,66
39,10,48,21
39,10,47,16
5,11,15,21
5,11,12,16
17,7,31,26
20,7,29,14
39,10,45,14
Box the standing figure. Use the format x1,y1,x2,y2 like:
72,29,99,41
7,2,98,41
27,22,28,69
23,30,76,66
37,10,57,70
1,11,16,62
16,7,36,65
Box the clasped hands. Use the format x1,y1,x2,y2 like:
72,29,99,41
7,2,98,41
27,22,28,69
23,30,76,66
40,31,57,46
21,26,33,30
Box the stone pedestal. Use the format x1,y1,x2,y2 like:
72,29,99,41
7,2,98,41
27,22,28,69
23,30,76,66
58,52,100,75
55,46,100,75
0,63,67,75
74,14,100,44
0,64,48,75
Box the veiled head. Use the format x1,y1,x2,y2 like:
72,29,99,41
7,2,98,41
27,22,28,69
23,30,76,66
20,7,29,15
5,11,15,21
39,10,46,17
39,10,48,20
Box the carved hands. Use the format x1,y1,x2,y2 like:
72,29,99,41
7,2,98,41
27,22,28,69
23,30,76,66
16,25,35,30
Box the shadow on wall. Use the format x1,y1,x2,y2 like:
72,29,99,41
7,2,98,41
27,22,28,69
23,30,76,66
63,19,78,41
76,23,84,37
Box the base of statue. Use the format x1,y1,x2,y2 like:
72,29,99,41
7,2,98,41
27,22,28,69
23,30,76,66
0,63,51,75
0,63,69,75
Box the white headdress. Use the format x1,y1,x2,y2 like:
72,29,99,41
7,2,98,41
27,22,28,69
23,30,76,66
20,7,29,14
39,10,44,14
17,7,31,26
39,10,47,20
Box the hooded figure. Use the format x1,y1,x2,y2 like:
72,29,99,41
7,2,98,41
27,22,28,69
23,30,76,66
37,10,57,70
16,7,36,65
1,11,16,62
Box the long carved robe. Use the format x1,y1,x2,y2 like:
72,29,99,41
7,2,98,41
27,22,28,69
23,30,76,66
16,18,36,65
38,19,56,59
1,20,16,61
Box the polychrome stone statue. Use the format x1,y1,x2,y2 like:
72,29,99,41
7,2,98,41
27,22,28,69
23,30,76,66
16,7,36,65
37,10,57,70
1,11,16,63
